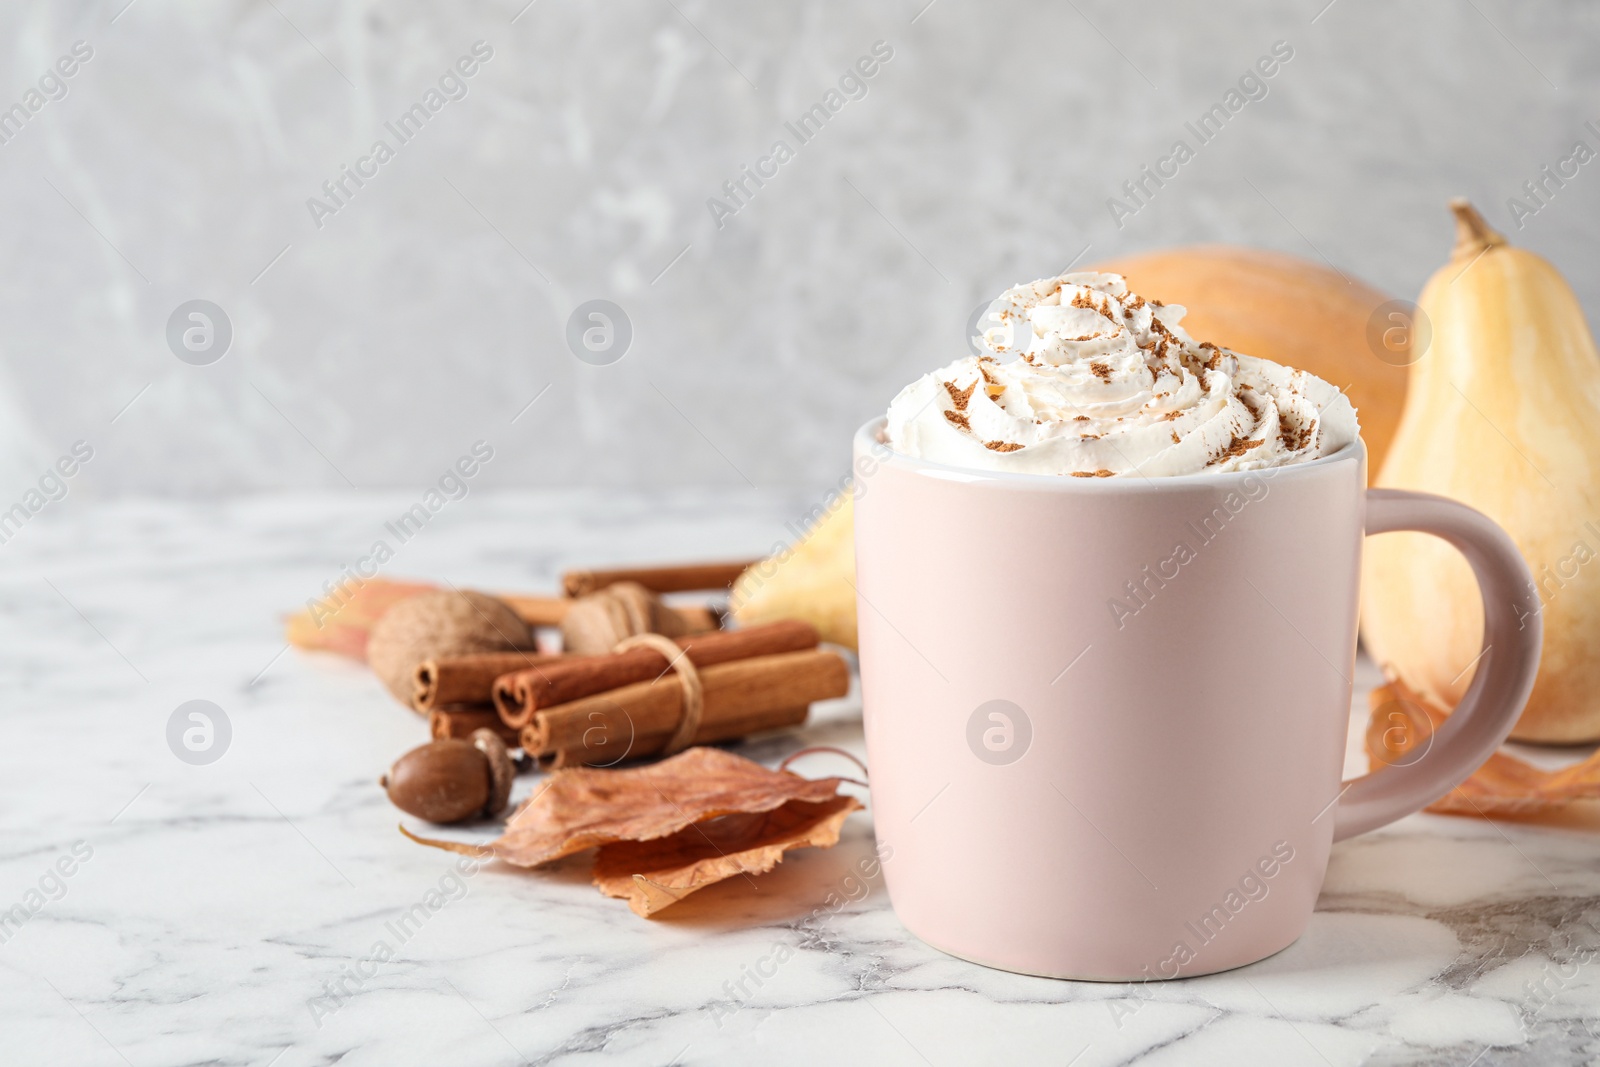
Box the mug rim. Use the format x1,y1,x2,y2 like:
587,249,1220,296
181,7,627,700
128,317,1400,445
853,416,1365,491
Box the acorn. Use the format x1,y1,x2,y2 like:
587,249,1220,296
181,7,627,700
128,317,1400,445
381,729,515,824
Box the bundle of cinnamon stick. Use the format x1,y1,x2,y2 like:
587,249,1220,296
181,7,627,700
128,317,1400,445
395,560,845,767
496,619,846,767
418,650,558,745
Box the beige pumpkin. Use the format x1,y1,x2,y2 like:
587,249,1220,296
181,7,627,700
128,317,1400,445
1361,200,1600,743
1093,245,1410,477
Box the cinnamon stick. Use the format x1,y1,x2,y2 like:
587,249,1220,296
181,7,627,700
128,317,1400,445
415,652,565,711
562,560,757,598
674,604,724,634
495,620,819,729
497,594,571,628
429,707,521,746
520,648,848,764
533,706,810,769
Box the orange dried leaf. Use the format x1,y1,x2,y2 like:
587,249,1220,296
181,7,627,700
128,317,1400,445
404,746,849,866
593,795,862,917
285,578,438,660
1366,679,1600,817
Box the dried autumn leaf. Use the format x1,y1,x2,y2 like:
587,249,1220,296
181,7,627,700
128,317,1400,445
593,795,862,917
286,578,439,660
1366,679,1600,817
403,746,849,866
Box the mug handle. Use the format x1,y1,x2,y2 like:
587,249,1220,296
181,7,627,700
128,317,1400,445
1333,488,1542,841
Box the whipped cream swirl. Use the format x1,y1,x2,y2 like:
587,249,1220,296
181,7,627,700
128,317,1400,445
884,271,1358,477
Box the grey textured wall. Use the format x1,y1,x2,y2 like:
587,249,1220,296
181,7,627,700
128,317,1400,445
2,0,1597,497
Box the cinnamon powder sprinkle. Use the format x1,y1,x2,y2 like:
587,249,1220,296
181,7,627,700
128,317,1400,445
1070,290,1118,322
943,409,971,432
1212,436,1263,463
1070,469,1116,478
1089,361,1113,383
984,440,1024,452
1074,415,1090,422
1162,410,1183,421
1280,423,1313,452
943,379,977,411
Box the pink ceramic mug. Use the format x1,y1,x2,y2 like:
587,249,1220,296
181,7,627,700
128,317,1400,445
852,418,1541,980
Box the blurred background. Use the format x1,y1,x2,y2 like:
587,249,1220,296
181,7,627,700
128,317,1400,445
1,0,1596,498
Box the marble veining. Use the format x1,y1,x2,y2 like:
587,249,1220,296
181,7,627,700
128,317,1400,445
3,491,1600,1066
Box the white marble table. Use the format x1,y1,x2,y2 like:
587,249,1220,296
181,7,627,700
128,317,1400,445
4,492,1598,1067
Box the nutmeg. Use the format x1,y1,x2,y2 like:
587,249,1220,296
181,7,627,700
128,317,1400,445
559,580,712,655
367,590,534,708
381,729,515,824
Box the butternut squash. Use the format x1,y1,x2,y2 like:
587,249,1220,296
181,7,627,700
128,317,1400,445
1361,201,1600,743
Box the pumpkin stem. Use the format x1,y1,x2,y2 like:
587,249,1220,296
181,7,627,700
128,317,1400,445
1449,198,1506,260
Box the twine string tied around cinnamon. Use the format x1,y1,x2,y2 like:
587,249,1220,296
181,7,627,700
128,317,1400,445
612,633,703,756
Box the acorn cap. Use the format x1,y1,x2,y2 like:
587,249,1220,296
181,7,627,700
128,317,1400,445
367,590,534,708
471,729,516,817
